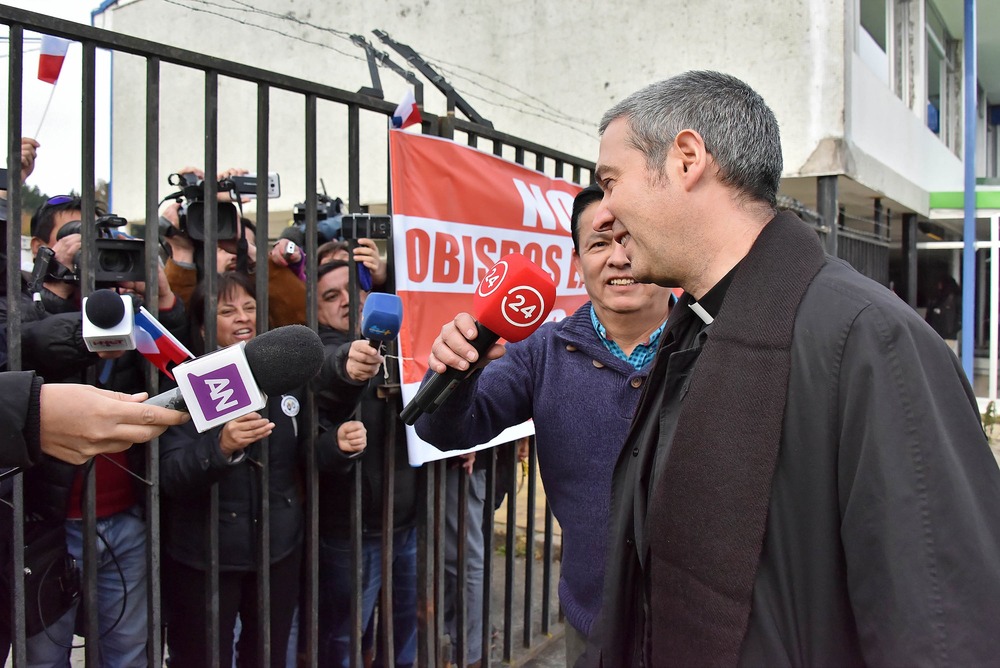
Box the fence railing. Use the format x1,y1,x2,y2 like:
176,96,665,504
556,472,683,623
1,6,592,667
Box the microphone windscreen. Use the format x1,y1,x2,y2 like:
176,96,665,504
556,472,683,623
361,293,403,342
244,324,325,395
85,289,127,329
472,253,556,343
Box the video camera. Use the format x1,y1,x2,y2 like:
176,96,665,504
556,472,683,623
53,214,146,285
292,193,344,243
164,172,282,242
166,173,239,241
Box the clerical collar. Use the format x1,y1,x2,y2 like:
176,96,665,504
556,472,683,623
689,265,738,325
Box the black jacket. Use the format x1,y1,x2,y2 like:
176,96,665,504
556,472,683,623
159,390,307,571
0,371,43,469
313,325,417,539
588,219,1000,667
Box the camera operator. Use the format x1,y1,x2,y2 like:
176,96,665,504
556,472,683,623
160,167,309,327
0,195,188,665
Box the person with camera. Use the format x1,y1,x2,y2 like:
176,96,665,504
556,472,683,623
1,195,188,666
160,167,310,327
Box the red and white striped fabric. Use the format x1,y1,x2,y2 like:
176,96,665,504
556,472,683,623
37,35,70,84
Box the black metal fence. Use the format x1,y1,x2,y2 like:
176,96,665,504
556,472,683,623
778,195,892,286
2,6,592,667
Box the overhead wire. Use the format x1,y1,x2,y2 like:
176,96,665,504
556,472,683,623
154,0,596,136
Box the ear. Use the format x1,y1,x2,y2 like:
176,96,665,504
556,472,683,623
671,129,710,190
571,248,582,275
29,237,44,258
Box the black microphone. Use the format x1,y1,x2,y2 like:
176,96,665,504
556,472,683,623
144,324,324,431
82,289,137,352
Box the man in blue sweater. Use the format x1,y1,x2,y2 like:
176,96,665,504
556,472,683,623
414,184,673,667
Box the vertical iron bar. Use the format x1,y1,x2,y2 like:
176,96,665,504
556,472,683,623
143,54,164,668
380,405,397,667
347,102,364,668
203,68,221,668
817,175,838,257
456,465,469,668
481,451,497,668
434,460,447,664
503,443,516,662
6,24,27,666
255,81,273,668
303,91,320,668
416,464,437,668
80,39,101,667
523,438,537,648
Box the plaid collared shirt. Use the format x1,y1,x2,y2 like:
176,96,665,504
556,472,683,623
590,304,666,370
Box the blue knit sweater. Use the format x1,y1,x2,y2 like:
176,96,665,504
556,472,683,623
415,302,654,637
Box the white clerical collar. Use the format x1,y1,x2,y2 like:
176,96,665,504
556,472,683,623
689,301,714,325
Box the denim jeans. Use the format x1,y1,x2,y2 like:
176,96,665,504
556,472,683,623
26,506,148,668
318,527,417,668
444,467,486,664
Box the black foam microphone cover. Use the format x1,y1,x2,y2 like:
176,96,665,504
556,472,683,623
85,289,127,329
244,324,325,395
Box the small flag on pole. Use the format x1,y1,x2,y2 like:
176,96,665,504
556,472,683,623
391,89,422,129
37,35,70,84
134,306,194,379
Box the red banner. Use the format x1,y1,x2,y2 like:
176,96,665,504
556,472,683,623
390,131,588,463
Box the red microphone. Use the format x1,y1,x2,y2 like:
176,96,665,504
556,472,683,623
400,253,556,425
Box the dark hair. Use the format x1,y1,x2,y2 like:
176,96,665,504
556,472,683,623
317,240,350,264
570,184,605,253
188,271,257,354
317,259,350,282
30,196,107,243
600,71,783,208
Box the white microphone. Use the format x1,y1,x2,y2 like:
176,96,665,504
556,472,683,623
144,324,324,432
82,290,137,352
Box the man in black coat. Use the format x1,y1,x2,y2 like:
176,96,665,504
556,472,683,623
582,71,1000,667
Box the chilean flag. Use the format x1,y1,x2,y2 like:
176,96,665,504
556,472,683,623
134,306,194,379
37,35,70,85
391,89,422,129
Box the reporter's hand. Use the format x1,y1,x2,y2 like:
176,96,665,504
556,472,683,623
219,412,274,458
39,385,190,465
120,263,176,311
345,340,384,382
428,312,506,374
337,420,366,455
49,233,81,271
353,239,386,287
217,167,250,203
20,137,39,183
161,201,195,262
270,239,302,267
457,452,476,475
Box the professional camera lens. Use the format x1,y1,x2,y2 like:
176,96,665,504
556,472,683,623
99,249,135,274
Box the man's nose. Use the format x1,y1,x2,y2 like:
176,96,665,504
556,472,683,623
608,238,630,267
592,199,614,233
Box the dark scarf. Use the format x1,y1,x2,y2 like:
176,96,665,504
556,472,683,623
646,211,826,665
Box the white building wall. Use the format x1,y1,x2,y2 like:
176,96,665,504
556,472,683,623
102,0,848,222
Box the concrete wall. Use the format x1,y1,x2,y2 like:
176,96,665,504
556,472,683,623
102,0,848,221
100,0,981,223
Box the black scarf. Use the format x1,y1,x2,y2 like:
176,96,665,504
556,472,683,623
646,211,826,666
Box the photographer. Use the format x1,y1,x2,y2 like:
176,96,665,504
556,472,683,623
160,167,309,327
2,195,188,665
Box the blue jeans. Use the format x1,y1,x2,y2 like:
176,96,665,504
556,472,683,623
26,507,148,668
444,467,486,664
318,527,417,668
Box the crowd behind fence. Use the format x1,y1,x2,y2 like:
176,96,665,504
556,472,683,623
1,6,593,667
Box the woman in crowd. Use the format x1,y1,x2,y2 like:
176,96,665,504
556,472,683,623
158,272,314,666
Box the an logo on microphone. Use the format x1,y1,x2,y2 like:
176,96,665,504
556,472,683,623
189,363,253,421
